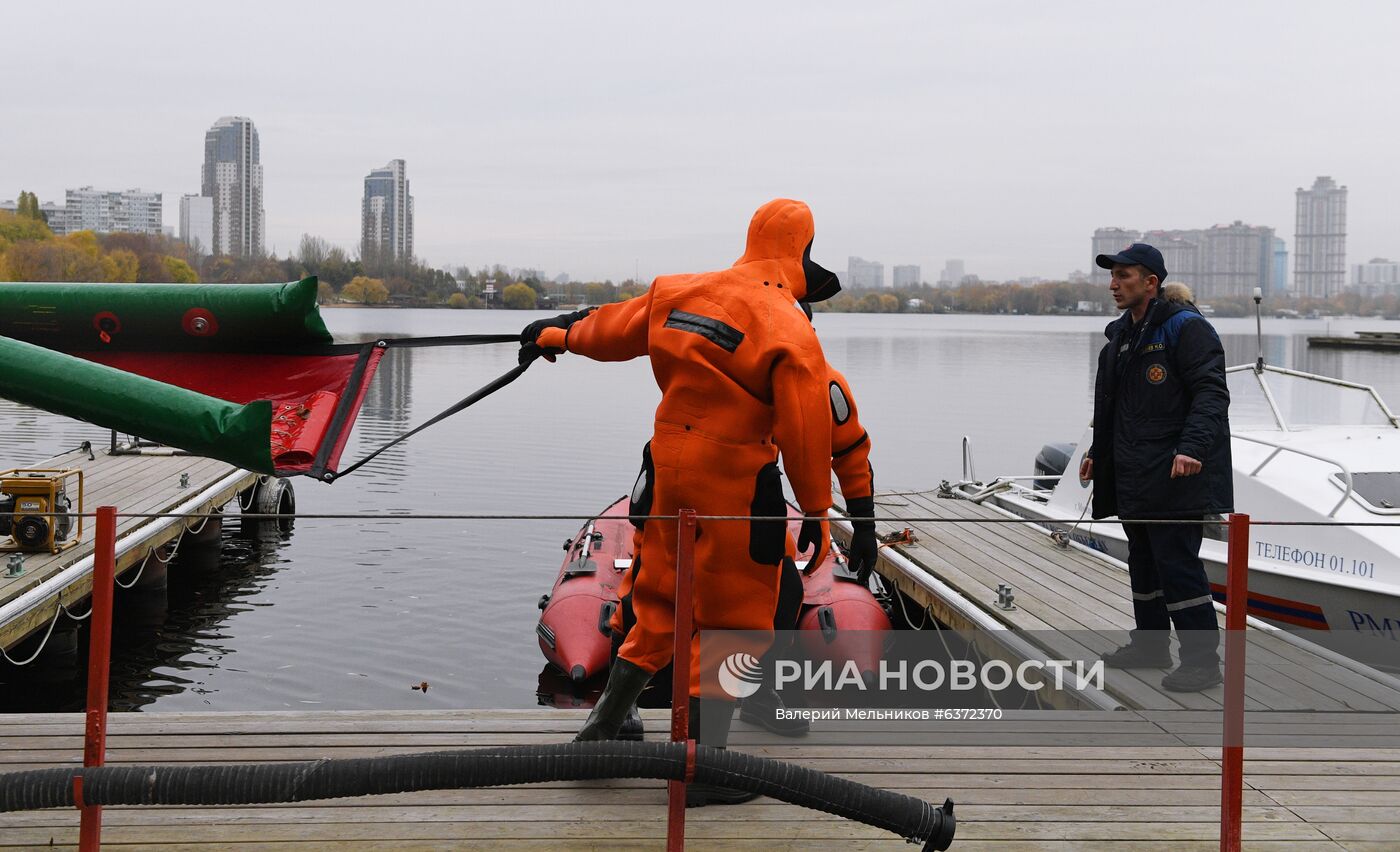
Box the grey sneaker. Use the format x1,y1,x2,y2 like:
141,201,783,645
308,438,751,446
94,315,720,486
1161,665,1223,692
1101,643,1172,669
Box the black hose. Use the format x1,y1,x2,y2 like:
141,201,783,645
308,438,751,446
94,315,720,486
0,741,955,850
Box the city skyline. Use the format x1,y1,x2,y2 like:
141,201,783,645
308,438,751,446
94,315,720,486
4,2,1398,283
1091,221,1283,299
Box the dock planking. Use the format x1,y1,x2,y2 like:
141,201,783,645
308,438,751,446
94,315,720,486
0,446,259,654
1,708,1397,849
845,488,1400,716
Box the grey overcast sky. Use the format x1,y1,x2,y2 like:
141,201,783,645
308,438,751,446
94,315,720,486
5,1,1397,283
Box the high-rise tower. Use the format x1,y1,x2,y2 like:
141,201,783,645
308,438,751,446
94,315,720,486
362,159,414,265
1294,176,1347,297
201,116,264,257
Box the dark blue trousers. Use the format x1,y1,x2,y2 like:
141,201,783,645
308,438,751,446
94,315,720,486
1123,520,1220,667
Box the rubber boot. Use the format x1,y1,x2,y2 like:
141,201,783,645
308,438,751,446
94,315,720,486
617,702,644,741
686,698,760,807
739,682,809,737
738,620,809,736
738,638,808,737
574,658,652,742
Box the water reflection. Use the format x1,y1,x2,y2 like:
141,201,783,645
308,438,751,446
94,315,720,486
0,516,295,711
347,345,415,488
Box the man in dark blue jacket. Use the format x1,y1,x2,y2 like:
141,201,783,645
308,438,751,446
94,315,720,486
1078,243,1233,693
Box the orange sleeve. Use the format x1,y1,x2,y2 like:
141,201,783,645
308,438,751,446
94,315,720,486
560,291,652,362
772,347,834,514
828,368,873,500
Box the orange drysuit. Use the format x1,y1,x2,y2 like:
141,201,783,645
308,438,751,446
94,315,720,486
537,199,835,695
608,364,873,636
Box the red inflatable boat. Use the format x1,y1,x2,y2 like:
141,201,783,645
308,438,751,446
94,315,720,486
537,496,893,685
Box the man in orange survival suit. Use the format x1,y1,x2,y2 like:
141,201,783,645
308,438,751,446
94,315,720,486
608,357,879,740
520,199,843,759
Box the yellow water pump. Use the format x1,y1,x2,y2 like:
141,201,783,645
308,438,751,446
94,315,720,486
0,469,84,554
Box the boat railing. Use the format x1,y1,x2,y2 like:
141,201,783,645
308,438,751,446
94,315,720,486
1227,363,1400,429
1232,431,1354,518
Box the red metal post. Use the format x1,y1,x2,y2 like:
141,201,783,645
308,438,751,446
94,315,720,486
666,508,698,852
78,506,117,850
1220,513,1249,852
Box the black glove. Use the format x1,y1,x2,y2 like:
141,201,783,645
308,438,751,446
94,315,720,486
845,495,878,586
796,514,829,573
518,308,593,365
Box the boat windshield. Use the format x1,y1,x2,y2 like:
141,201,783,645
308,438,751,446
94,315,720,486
1228,367,1396,430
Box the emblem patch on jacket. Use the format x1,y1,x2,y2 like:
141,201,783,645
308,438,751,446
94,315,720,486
1146,364,1167,385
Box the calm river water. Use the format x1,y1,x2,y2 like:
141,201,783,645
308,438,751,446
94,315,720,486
2,309,1397,712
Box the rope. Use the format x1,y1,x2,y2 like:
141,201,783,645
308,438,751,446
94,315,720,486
1049,483,1094,549
237,479,264,512
0,595,108,665
0,607,62,666
113,554,150,591
115,529,183,589
60,600,92,622
893,583,928,631
185,507,219,536
962,635,1002,711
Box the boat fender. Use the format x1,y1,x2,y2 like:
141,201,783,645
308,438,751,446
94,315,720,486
250,477,295,516
537,593,550,611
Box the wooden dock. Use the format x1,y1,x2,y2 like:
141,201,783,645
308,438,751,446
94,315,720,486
0,446,259,656
854,489,1400,715
3,481,1399,848
3,708,1399,849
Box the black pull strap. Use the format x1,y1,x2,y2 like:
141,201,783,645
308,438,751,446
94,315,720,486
320,332,528,483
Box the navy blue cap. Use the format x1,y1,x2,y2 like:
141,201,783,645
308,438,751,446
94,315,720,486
1096,242,1167,283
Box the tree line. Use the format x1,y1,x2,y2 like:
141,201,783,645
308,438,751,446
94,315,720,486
5,189,1397,317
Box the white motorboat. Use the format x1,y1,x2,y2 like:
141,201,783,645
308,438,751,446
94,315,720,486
952,360,1400,673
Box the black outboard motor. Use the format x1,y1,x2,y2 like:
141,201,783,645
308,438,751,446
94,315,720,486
1033,442,1076,491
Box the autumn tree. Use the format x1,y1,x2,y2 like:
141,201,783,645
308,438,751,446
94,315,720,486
102,248,140,282
162,257,199,283
341,275,389,304
14,191,45,222
0,210,53,246
2,232,104,281
502,282,538,309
